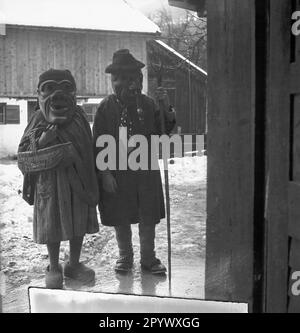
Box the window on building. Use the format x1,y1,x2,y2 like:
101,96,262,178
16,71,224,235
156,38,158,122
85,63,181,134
0,103,20,124
82,104,98,123
6,105,20,124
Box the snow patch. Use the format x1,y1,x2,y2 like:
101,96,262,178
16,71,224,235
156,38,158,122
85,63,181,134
0,164,32,226
159,156,207,186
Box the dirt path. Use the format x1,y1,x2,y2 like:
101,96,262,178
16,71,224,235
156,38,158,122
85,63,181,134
0,157,206,312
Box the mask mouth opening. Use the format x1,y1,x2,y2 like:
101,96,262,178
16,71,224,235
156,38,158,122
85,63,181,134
126,87,138,96
49,94,74,115
50,104,69,115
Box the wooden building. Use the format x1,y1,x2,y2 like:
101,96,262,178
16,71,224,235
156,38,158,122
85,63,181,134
147,39,207,135
0,0,160,157
170,0,300,313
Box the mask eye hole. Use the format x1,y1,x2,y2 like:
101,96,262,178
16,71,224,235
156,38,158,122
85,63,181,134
39,80,76,95
111,73,142,90
60,81,75,93
40,82,56,94
112,74,126,86
117,74,128,83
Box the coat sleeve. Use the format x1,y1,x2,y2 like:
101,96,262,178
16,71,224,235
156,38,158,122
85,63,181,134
18,111,44,205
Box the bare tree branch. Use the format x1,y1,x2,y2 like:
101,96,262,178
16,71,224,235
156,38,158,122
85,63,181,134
147,7,207,85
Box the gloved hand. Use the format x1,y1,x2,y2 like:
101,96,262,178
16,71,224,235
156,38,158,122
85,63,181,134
38,124,58,148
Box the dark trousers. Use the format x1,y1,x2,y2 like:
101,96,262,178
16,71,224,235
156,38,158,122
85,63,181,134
114,223,156,266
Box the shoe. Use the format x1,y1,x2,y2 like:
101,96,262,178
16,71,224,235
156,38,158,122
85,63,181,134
63,262,95,284
141,258,167,275
45,264,63,289
114,258,133,273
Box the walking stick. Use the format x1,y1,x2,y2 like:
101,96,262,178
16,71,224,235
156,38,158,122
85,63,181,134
158,90,172,295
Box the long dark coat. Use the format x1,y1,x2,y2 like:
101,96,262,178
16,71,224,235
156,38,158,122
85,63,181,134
92,94,175,227
18,107,99,244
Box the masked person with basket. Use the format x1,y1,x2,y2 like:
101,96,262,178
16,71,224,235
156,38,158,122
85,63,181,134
18,69,99,289
93,49,176,275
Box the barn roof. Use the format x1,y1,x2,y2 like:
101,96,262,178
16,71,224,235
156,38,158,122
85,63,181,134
154,39,207,77
0,0,160,34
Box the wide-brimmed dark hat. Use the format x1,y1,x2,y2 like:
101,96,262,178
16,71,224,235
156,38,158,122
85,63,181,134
105,49,145,74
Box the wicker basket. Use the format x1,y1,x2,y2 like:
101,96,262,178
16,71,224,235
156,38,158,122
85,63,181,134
18,129,76,173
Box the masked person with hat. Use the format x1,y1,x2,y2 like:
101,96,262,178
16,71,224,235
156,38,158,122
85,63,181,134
18,69,99,289
93,49,176,274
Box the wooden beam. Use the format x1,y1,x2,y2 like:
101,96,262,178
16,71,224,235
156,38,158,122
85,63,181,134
205,0,255,304
168,0,206,16
264,0,290,313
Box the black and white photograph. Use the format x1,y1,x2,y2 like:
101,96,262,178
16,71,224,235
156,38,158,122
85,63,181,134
0,0,298,316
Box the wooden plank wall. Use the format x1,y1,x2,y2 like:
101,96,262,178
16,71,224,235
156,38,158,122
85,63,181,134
205,0,255,304
0,26,150,97
175,70,206,134
147,40,207,134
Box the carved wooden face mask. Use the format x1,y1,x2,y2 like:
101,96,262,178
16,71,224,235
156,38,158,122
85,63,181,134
111,70,143,105
38,79,76,125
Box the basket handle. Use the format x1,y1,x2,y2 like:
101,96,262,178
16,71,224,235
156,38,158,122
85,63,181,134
29,129,38,153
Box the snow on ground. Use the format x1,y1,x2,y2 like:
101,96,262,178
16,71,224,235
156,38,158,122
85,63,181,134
0,163,32,226
160,156,207,186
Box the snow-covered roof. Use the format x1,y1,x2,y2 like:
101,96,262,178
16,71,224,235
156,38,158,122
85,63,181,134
0,0,160,34
155,39,207,76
